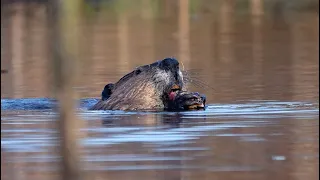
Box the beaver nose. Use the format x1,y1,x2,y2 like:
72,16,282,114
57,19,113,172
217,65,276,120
160,58,179,69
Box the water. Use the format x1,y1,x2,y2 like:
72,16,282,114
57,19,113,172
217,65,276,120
1,99,319,180
1,1,319,180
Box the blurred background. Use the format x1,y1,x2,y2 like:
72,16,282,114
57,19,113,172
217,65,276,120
1,0,319,180
1,0,318,103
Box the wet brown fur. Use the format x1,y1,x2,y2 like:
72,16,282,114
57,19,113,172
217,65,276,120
90,58,205,111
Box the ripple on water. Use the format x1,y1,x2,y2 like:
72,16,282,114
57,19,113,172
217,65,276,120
82,133,199,146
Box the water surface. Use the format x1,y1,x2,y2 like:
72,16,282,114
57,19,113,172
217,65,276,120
1,99,319,180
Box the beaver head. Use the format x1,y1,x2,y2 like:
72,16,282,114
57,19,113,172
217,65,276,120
91,58,206,111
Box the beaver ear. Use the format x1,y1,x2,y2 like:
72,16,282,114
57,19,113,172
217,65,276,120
102,83,114,100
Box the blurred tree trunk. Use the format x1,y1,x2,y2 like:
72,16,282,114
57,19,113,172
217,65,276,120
48,0,83,180
219,0,234,63
23,2,32,97
163,0,172,18
251,0,264,16
292,17,319,101
141,0,154,63
26,4,49,97
178,0,190,69
218,0,235,101
90,12,106,96
251,0,264,99
1,4,13,98
78,2,91,97
118,11,130,73
11,3,25,98
290,16,319,175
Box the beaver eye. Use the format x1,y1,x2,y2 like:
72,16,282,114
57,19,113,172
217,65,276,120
135,69,142,75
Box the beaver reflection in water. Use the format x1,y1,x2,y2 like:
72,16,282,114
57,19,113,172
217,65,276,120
90,58,206,111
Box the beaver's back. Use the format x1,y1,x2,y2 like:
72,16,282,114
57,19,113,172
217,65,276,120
90,78,163,111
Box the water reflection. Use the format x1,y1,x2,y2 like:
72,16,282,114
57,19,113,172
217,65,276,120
1,0,319,180
1,1,318,103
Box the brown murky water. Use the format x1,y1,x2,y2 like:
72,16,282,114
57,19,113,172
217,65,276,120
1,1,319,180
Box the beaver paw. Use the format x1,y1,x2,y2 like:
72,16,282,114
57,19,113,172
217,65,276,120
167,91,206,111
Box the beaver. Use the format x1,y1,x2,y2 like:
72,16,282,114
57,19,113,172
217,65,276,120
90,58,206,111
